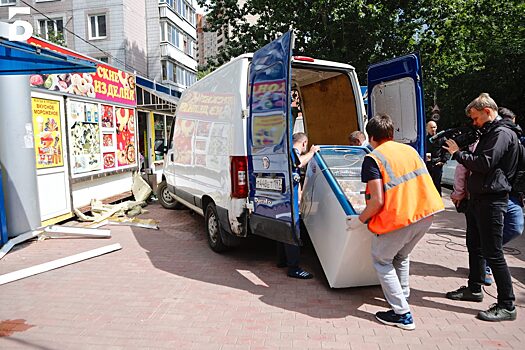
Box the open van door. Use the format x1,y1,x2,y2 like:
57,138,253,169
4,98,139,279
247,31,299,245
367,54,426,156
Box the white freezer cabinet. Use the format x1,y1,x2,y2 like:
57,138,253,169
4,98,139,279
301,146,379,288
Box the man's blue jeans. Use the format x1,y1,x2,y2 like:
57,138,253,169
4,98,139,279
503,196,524,245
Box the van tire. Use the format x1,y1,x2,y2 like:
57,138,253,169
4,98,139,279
157,181,184,210
205,203,228,253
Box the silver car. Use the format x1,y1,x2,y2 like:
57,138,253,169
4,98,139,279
441,159,458,188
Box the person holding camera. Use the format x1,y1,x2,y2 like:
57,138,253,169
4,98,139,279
426,121,447,196
443,93,519,322
450,111,524,286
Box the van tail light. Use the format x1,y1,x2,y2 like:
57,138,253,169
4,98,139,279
231,156,248,198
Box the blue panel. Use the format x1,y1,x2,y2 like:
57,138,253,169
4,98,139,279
247,31,296,242
0,39,96,75
360,86,368,105
155,83,170,95
136,75,155,89
367,54,425,157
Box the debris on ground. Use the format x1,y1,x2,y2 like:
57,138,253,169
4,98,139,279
74,200,146,225
108,217,158,230
70,172,156,229
0,230,43,260
0,243,122,285
132,172,153,202
43,226,111,239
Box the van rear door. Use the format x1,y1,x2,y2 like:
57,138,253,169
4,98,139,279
247,31,299,245
367,54,426,156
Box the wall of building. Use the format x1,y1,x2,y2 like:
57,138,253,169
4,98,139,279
146,0,162,82
71,0,127,72
122,0,147,75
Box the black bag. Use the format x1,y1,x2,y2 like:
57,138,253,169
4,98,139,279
455,198,469,213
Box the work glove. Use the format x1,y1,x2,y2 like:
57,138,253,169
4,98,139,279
346,216,365,231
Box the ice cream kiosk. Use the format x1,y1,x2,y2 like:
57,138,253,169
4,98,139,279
28,37,138,225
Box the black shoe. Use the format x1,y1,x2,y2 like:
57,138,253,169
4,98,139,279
375,310,415,330
446,286,483,302
287,268,313,279
477,304,517,322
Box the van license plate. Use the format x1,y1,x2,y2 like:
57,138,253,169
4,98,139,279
256,177,282,191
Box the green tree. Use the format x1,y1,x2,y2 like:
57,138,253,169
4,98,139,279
200,0,525,126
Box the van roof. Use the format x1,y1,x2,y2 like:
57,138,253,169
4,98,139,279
194,53,357,87
232,53,356,71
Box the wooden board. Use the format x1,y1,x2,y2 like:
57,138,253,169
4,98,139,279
300,74,359,146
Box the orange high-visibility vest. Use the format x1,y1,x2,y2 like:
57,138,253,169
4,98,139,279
365,141,444,234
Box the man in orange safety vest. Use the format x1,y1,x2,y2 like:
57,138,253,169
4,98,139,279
347,114,444,330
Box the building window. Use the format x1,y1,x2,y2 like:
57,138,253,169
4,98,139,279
98,56,109,63
183,36,195,58
38,18,64,41
159,0,174,7
88,14,107,39
0,0,15,5
162,22,181,49
162,61,195,87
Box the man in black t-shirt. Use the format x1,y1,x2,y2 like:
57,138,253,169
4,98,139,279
425,121,445,195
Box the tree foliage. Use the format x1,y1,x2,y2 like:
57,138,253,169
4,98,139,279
199,0,525,127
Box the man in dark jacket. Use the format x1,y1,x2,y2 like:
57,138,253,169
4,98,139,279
425,121,446,195
443,93,519,322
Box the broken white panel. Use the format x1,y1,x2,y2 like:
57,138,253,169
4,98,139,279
0,243,122,285
0,230,43,260
44,225,111,238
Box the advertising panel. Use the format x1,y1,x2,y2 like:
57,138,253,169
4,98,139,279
67,100,136,177
115,107,136,167
27,37,136,107
68,101,101,174
31,98,63,169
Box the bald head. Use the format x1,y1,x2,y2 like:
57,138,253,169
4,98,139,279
426,121,437,136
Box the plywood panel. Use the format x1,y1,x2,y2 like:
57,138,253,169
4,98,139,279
300,74,358,146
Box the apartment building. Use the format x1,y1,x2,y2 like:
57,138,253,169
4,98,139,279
0,0,198,94
196,0,257,69
150,0,197,94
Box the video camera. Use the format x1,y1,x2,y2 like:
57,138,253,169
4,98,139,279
429,126,481,163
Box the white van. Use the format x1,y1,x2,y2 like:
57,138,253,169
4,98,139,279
160,31,427,253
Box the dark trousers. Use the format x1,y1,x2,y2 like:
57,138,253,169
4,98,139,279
467,197,515,309
277,242,300,269
428,164,443,196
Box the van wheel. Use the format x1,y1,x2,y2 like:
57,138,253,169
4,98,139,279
205,204,228,253
157,181,183,209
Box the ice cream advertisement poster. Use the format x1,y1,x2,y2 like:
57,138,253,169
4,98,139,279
250,79,286,114
29,65,136,107
28,36,136,106
252,114,286,148
31,98,63,169
115,108,136,167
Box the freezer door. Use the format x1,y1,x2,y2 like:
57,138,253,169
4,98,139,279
247,31,298,245
367,54,426,157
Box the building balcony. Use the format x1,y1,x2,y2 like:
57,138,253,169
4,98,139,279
160,42,198,71
159,4,197,40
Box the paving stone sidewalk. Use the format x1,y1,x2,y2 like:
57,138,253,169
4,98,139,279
0,190,524,349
